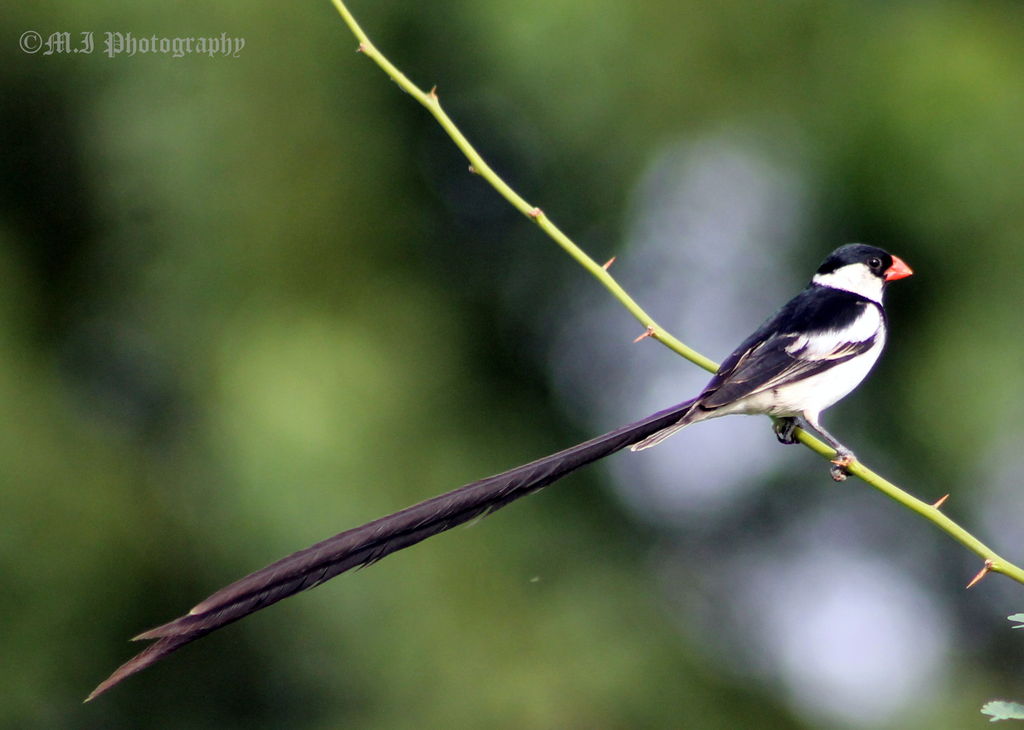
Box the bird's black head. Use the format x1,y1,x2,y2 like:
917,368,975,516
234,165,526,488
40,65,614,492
812,244,913,300
816,244,892,277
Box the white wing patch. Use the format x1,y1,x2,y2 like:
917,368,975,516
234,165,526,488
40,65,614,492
784,305,882,359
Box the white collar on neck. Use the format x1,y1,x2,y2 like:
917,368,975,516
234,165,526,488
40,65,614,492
812,262,884,303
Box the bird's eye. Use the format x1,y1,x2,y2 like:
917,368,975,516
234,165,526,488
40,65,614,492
868,256,882,270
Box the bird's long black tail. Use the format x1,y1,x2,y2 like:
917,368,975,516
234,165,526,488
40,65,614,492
87,398,697,701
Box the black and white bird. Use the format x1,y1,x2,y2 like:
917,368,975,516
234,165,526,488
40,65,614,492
89,243,912,700
631,243,913,465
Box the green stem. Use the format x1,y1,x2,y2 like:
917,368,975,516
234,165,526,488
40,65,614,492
330,0,715,374
329,0,1024,589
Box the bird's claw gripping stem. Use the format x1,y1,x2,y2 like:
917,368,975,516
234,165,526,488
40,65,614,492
773,417,800,445
829,452,855,482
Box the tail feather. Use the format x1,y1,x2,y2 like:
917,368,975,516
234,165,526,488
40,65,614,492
629,402,700,451
87,398,697,700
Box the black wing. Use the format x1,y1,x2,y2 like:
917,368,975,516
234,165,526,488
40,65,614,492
697,286,879,409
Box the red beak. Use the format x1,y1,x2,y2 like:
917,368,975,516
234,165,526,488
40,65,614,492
884,255,913,282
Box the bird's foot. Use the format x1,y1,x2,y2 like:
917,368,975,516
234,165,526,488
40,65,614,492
773,417,800,445
829,450,856,482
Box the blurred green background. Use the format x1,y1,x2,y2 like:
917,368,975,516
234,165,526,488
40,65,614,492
3,1,1024,728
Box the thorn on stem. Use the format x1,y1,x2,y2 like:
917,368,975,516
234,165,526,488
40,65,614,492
633,326,656,344
357,43,368,54
468,164,478,175
932,494,950,509
602,256,616,271
429,85,439,101
528,207,543,219
966,559,994,589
